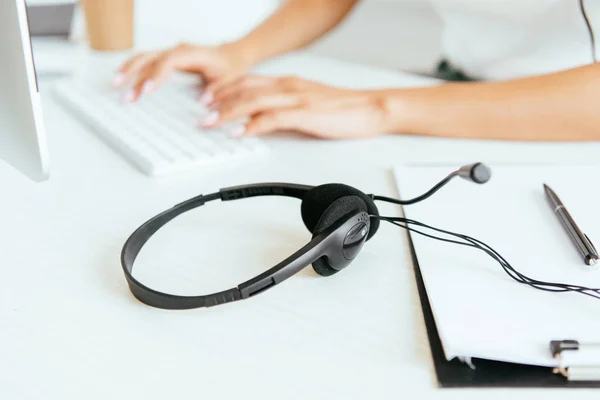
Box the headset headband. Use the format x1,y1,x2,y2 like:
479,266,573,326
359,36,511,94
120,183,362,309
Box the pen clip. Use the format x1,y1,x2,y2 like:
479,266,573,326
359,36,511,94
584,234,598,254
583,233,598,254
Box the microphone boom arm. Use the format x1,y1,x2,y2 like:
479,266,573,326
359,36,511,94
371,171,459,206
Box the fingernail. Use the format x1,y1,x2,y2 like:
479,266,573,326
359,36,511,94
123,90,135,103
199,92,214,105
141,80,154,95
200,111,219,127
113,73,125,87
230,125,245,138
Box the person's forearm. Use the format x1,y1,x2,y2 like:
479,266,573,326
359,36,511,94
380,64,600,141
227,0,358,67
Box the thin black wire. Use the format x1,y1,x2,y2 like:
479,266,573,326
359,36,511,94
401,216,600,298
384,216,600,298
580,0,597,63
371,215,600,300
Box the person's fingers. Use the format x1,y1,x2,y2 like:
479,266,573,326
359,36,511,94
243,110,305,136
202,91,301,127
114,52,157,88
125,55,178,102
211,75,273,104
199,74,246,106
198,80,220,106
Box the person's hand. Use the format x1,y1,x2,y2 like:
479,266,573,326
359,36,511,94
200,75,390,139
114,42,251,103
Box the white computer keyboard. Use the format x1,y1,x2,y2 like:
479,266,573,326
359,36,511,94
53,79,268,176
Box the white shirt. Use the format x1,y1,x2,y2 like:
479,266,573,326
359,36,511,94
428,0,599,80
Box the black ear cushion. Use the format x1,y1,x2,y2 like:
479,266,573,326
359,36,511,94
311,196,368,277
301,183,379,240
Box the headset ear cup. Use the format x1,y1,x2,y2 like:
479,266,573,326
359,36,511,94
301,183,380,240
310,196,368,277
312,258,338,277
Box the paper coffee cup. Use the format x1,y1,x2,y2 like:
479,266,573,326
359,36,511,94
80,0,134,51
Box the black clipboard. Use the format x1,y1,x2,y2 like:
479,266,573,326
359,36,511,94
407,232,600,388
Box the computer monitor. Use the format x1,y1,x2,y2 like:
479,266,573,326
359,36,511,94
0,0,49,182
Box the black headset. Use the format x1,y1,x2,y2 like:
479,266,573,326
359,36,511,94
121,163,491,309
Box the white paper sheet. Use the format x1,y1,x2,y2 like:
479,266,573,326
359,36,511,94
394,165,600,367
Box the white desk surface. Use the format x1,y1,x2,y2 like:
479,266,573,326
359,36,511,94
2,46,600,399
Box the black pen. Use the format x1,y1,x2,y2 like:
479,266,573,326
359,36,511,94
544,184,599,267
